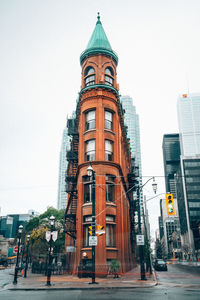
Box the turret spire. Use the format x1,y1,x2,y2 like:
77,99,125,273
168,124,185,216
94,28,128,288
80,14,118,65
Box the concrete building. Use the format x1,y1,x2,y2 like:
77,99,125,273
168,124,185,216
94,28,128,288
65,14,136,275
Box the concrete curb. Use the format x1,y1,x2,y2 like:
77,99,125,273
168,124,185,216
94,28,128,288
7,283,157,291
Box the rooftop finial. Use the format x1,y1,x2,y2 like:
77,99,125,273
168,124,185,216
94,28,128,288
97,12,101,24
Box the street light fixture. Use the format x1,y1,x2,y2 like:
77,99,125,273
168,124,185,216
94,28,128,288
137,177,157,280
13,224,23,284
87,164,97,284
24,234,30,278
46,215,55,286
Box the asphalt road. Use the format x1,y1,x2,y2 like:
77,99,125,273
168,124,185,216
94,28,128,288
0,264,200,299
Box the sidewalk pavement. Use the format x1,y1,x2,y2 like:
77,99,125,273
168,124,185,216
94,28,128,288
7,265,157,290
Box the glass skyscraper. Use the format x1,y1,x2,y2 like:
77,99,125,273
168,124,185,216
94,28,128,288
120,95,143,204
57,123,71,210
177,93,200,157
162,134,180,198
176,93,200,257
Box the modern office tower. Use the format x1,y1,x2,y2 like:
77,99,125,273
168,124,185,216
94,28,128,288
65,14,136,275
162,134,181,198
177,93,200,157
57,123,71,210
176,93,200,258
120,96,143,206
176,158,200,257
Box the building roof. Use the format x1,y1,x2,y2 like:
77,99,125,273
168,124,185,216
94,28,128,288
80,13,118,65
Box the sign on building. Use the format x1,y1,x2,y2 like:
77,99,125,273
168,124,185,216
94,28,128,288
136,234,144,245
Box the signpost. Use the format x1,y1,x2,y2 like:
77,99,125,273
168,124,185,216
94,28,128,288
14,246,18,253
136,234,144,246
89,236,98,246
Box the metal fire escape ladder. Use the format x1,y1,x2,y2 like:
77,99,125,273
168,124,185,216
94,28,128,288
127,158,139,253
65,117,79,239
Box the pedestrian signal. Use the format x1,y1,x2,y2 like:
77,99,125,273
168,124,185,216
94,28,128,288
166,193,175,215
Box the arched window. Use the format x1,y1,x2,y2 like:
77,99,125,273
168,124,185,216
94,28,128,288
105,67,114,86
84,67,95,87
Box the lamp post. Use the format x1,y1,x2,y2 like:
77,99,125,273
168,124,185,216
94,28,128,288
13,224,23,284
87,164,97,284
137,177,157,280
46,215,55,286
24,234,30,278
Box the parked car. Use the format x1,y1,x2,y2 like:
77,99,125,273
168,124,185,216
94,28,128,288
154,259,168,271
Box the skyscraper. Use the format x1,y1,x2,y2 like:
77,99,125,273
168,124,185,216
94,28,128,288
176,93,200,258
120,96,143,205
162,134,180,198
57,123,70,210
177,93,200,157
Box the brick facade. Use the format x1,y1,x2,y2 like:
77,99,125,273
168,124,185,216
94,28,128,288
65,16,135,276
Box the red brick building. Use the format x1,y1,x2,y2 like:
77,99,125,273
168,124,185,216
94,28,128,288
65,14,136,276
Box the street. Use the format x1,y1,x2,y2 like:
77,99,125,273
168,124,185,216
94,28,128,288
0,263,200,299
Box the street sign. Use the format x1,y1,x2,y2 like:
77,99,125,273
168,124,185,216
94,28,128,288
66,246,76,253
45,231,51,242
14,246,18,253
89,236,98,246
52,231,58,242
136,234,144,246
96,230,105,236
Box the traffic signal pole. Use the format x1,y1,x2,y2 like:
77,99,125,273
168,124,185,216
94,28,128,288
90,170,97,284
137,188,146,280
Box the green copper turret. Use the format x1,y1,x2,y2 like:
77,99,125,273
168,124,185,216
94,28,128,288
80,13,118,65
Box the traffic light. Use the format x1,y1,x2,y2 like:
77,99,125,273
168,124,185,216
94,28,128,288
166,193,175,215
97,225,104,230
88,226,92,236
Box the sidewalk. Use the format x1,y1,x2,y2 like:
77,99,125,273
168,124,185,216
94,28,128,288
7,265,157,290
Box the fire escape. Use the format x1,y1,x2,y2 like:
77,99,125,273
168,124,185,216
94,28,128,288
65,117,79,239
127,157,139,253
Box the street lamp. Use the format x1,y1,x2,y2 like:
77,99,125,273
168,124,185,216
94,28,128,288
46,215,55,286
87,164,97,284
24,234,30,278
137,177,157,280
13,224,23,284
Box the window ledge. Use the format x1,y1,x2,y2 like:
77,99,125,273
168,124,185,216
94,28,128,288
82,202,92,207
106,202,117,207
104,129,115,135
106,247,118,251
83,129,96,135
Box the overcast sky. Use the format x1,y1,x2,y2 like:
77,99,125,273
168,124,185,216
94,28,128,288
1,0,200,237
